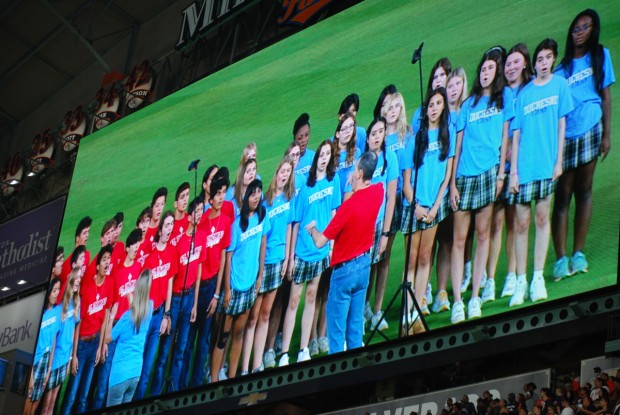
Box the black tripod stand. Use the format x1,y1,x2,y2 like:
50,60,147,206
367,42,429,343
161,158,201,394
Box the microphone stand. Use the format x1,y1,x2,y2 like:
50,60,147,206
367,42,428,343
161,158,200,394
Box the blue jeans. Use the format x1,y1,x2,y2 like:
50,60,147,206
150,293,193,395
133,308,163,401
91,338,117,410
326,253,371,354
60,334,99,415
181,278,216,388
107,376,139,407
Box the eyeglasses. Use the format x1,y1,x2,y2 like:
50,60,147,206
339,124,354,133
572,23,591,34
289,151,301,158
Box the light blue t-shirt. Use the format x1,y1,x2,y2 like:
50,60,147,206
224,186,240,218
109,301,153,387
411,106,423,136
371,149,399,223
294,175,341,262
386,132,410,194
456,87,515,177
402,125,456,208
355,126,367,154
512,75,574,184
336,148,360,197
555,48,615,138
449,110,459,130
228,213,270,291
264,193,294,264
35,305,61,363
293,172,305,196
295,149,315,177
52,302,80,369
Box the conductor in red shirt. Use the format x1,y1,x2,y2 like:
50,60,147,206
306,152,383,354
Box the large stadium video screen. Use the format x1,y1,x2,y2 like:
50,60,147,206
29,0,618,412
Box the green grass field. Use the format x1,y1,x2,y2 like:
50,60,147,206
59,0,619,356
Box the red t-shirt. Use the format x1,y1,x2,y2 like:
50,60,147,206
112,261,143,321
145,243,178,309
221,201,235,224
173,230,206,293
135,238,153,268
201,209,231,279
111,241,126,269
58,248,90,305
170,213,188,247
79,274,115,337
145,225,158,246
323,183,383,267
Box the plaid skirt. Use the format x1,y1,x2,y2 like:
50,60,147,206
225,286,256,316
388,193,403,235
401,196,450,234
293,256,329,284
563,121,602,171
370,221,385,265
31,351,50,401
261,260,284,294
455,165,498,211
507,179,556,205
46,363,68,390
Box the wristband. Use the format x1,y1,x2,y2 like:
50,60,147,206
164,310,171,318
381,231,390,237
213,293,220,300
496,173,506,181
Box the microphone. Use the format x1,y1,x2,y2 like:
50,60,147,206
411,42,424,64
188,159,200,171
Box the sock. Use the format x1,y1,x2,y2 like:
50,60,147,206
465,261,472,275
517,274,527,284
533,270,544,281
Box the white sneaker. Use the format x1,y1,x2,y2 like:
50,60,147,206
426,283,433,305
509,278,528,307
501,273,517,297
309,338,319,357
481,270,488,288
481,278,496,304
467,296,482,319
529,276,548,302
278,353,289,367
318,336,329,354
460,270,472,293
263,349,276,369
451,301,465,324
218,368,228,381
431,290,451,313
371,312,388,331
363,301,373,322
297,348,311,363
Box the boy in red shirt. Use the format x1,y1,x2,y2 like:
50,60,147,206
61,245,114,414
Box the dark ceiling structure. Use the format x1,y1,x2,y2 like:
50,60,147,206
0,0,174,123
